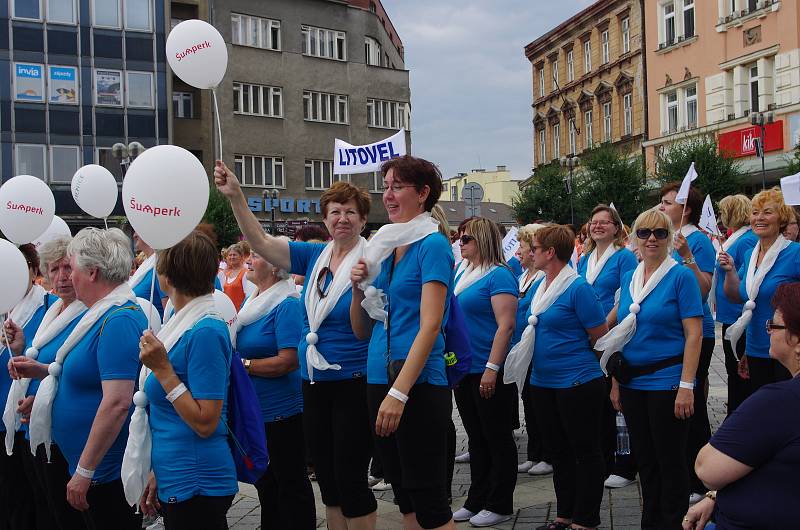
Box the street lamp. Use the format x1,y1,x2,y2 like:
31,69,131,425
560,155,580,226
262,188,280,235
750,111,774,190
112,141,146,177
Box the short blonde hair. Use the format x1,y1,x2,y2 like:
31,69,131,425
719,194,751,230
632,209,673,257
751,187,795,229
517,223,547,246
464,217,506,267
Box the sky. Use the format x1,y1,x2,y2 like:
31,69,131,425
380,0,595,181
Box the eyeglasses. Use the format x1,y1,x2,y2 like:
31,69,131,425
316,266,332,299
636,228,669,240
766,319,787,334
589,220,616,227
460,235,475,245
380,184,416,193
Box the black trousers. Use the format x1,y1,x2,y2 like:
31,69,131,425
368,383,453,529
162,494,234,530
521,381,546,463
254,413,316,530
687,337,714,494
0,431,35,530
601,377,637,480
81,479,141,530
620,387,689,530
31,443,86,530
454,374,517,516
721,323,748,415
302,379,376,518
19,436,57,530
446,416,455,499
531,378,606,528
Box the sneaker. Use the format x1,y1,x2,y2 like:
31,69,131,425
517,460,535,473
371,479,392,491
452,507,476,522
367,475,381,488
145,516,164,530
469,510,511,527
689,492,705,505
604,474,636,489
528,461,554,475
455,451,470,463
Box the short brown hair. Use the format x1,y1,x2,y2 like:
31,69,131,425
534,225,575,263
320,181,371,218
661,181,702,226
772,282,800,338
156,231,218,297
380,155,443,212
19,243,40,276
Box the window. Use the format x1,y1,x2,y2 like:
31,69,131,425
94,69,122,106
231,13,281,51
173,92,194,118
365,37,381,66
48,0,77,24
15,144,46,180
566,50,574,82
305,159,336,189
233,82,282,118
48,66,79,104
601,30,610,64
683,0,694,39
125,0,152,31
584,110,593,149
666,91,678,132
622,17,630,54
13,0,41,20
539,129,546,164
93,0,120,28
49,146,80,183
126,71,153,108
686,85,697,128
14,63,45,103
303,91,348,124
748,0,757,11
623,93,633,135
552,123,560,159
302,25,346,61
538,69,545,97
603,101,612,141
97,148,124,182
552,59,559,91
749,64,759,113
234,154,285,188
584,40,592,73
663,3,675,45
367,98,408,129
568,118,576,154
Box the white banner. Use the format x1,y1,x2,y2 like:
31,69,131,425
334,129,407,175
502,226,520,262
781,172,800,206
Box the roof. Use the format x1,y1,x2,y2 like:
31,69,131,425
437,201,517,226
524,0,613,60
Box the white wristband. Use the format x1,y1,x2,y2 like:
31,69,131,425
387,387,408,404
166,383,188,403
485,362,500,372
76,465,95,479
679,381,694,390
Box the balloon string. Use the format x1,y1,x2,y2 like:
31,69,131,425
212,88,223,161
2,315,18,379
103,218,108,230
147,265,156,332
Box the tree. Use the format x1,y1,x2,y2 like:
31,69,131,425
655,135,744,201
784,143,800,176
204,186,240,248
512,163,576,225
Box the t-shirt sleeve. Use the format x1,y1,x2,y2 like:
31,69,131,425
488,267,519,297
574,282,607,329
97,310,145,381
186,323,231,400
289,241,324,277
618,250,639,278
274,299,302,350
419,234,454,287
691,235,716,274
676,268,704,319
576,255,587,276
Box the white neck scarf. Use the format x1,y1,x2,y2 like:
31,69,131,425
3,299,86,454
128,254,156,290
304,238,367,382
586,245,620,285
359,212,439,323
1,285,47,356
597,257,678,374
121,294,220,508
680,224,699,238
503,265,579,394
709,226,752,312
28,283,137,459
519,269,544,294
237,279,299,332
724,235,791,347
454,261,498,296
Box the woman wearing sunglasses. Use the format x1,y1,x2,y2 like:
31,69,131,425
682,282,800,530
595,209,703,530
214,162,376,530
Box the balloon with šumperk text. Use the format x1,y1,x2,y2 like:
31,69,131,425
32,216,71,249
0,239,30,314
122,145,209,250
136,297,162,333
71,164,118,219
166,19,228,89
213,289,238,340
0,175,56,245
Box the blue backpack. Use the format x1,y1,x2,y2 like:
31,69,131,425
226,351,269,484
443,294,473,388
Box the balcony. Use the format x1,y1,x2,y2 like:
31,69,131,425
716,0,780,32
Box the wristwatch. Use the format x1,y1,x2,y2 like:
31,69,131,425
683,256,696,265
243,359,252,373
705,490,717,501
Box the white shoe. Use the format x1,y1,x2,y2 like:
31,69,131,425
145,516,165,530
452,507,476,522
468,510,511,527
517,460,535,473
604,474,636,488
371,479,392,491
367,475,381,487
689,493,705,505
455,451,470,463
528,461,553,475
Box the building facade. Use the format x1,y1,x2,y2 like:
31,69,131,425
643,0,800,189
442,165,522,206
525,0,646,170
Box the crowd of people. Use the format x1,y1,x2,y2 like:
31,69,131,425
1,154,799,530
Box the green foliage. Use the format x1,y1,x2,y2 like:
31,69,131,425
204,186,240,248
785,143,800,176
512,163,575,225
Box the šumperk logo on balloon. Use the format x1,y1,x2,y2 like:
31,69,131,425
166,20,227,90
0,175,55,245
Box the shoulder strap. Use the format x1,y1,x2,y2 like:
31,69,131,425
99,305,142,337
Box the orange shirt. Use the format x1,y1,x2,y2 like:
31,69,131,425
223,268,246,310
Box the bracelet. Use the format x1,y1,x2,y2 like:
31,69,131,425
679,381,694,390
485,362,500,372
166,383,188,403
387,387,408,404
683,257,696,265
75,465,95,479
705,490,717,501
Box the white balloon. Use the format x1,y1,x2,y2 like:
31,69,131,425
166,20,228,89
0,239,30,314
32,216,71,249
122,145,209,250
213,289,238,339
0,175,55,245
72,164,118,219
136,297,162,333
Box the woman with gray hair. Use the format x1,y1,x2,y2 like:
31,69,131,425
26,227,146,529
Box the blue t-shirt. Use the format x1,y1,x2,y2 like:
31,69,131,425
710,376,800,529
714,229,758,325
132,268,167,319
366,233,453,386
529,277,606,389
737,242,800,358
456,266,518,373
673,230,715,338
237,297,303,422
577,247,638,315
507,256,523,277
618,266,703,390
145,317,237,502
52,303,147,483
289,242,369,381
26,306,86,398
511,273,539,347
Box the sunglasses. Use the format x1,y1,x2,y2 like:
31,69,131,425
636,228,669,240
316,266,332,299
766,319,787,334
460,235,475,245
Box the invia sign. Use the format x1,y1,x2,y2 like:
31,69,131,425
248,197,322,214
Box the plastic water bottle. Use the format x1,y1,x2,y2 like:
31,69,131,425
616,412,631,456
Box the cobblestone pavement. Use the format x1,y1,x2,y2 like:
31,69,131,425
228,334,730,529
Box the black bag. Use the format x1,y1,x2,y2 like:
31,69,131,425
606,351,683,385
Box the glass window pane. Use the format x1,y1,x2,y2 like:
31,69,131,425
50,146,79,182
16,145,46,179
310,30,317,55
264,158,273,186
98,148,124,182
15,0,40,19
243,84,250,113
252,86,262,115
231,15,241,44
48,0,75,24
233,85,240,112
94,0,120,27
305,164,312,188
127,72,152,108
248,17,258,46
275,161,283,187
272,90,281,117
254,156,263,185
271,24,280,50
125,0,151,30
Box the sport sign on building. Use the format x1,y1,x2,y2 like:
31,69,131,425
718,121,784,158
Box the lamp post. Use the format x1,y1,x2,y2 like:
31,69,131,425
111,141,146,177
263,188,280,235
750,111,774,190
560,155,580,226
